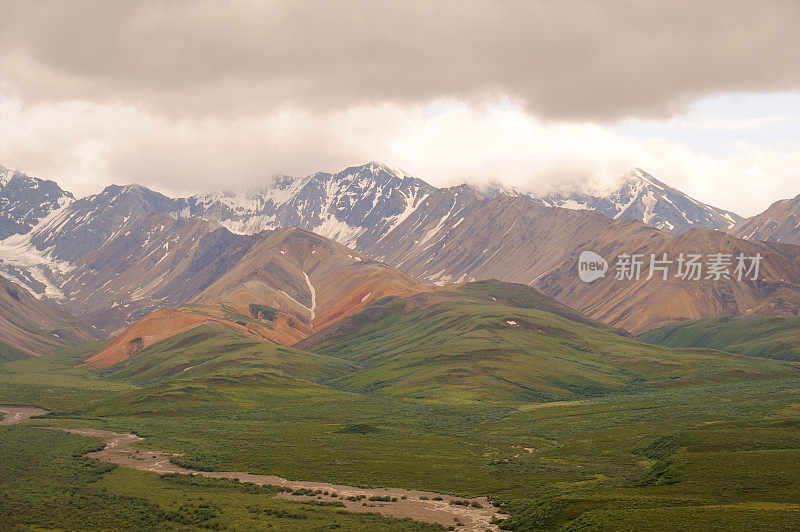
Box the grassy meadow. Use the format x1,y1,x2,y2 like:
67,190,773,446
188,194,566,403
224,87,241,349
641,315,800,362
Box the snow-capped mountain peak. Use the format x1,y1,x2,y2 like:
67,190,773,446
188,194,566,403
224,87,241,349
472,181,526,200
534,168,743,233
184,162,440,243
0,165,75,239
630,167,667,190
179,164,746,239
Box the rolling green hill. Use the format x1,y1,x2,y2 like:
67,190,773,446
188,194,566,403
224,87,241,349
301,281,798,404
3,334,800,530
84,324,365,418
97,325,356,387
641,316,800,362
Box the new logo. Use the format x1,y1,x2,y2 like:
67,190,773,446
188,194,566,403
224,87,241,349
578,251,608,283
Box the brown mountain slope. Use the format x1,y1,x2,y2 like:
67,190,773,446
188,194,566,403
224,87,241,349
195,227,426,330
366,196,800,333
732,194,800,245
538,229,800,333
85,228,426,369
81,306,312,369
0,275,97,356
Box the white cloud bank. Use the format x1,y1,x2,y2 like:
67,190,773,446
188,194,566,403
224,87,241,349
1,92,798,217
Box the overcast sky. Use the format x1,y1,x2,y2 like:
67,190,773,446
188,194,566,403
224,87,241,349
1,1,798,216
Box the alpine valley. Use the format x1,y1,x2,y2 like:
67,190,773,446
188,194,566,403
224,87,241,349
1,162,800,531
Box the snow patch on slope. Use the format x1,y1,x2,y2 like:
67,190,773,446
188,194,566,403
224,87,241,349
380,187,430,239
641,191,657,224
313,217,366,248
0,233,73,299
303,271,316,322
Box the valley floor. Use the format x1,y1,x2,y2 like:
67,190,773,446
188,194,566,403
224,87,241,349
1,341,800,531
0,406,499,531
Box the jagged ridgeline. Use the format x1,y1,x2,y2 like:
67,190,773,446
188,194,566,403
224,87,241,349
1,163,798,342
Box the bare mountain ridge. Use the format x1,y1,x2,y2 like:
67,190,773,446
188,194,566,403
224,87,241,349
732,194,800,246
194,226,425,330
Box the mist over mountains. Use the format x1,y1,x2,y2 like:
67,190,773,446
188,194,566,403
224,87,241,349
0,161,754,244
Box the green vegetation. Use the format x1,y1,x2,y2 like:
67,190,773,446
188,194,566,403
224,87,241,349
0,340,30,362
0,425,167,529
489,378,800,529
0,339,132,410
92,326,354,387
306,281,798,404
369,495,398,502
0,426,441,530
337,423,381,434
641,315,800,361
249,303,280,321
1,281,799,530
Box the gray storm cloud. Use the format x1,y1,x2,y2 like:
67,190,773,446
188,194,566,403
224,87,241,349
2,0,799,121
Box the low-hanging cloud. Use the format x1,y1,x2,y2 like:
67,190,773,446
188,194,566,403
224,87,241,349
1,93,797,217
1,0,799,121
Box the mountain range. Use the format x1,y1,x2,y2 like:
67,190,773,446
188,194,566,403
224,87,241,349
0,162,798,353
184,164,747,242
370,195,800,332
